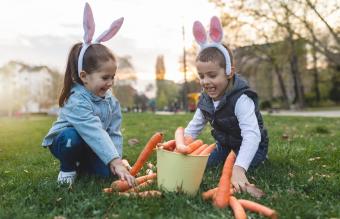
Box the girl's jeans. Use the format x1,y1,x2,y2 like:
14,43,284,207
207,142,267,169
49,128,111,177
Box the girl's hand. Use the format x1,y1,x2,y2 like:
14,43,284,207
109,158,136,187
231,165,265,198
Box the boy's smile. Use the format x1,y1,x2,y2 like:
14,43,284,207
196,60,232,101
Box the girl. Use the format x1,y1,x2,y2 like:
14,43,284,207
184,17,269,194
42,3,135,186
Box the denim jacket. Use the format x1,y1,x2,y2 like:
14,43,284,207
42,83,122,164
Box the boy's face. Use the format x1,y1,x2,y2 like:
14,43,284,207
80,60,117,97
196,60,231,101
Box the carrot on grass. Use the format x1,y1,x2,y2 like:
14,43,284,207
213,150,236,208
238,199,278,219
127,179,154,192
229,196,247,219
130,132,163,176
111,173,157,192
199,143,216,156
190,144,208,155
202,187,234,200
118,190,162,198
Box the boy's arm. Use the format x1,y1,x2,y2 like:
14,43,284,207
63,96,120,165
184,108,207,139
234,94,261,171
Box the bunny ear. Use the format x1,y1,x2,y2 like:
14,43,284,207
209,16,223,43
83,2,95,44
95,17,124,43
193,21,207,46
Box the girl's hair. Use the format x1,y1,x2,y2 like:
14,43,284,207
58,43,116,107
196,44,233,68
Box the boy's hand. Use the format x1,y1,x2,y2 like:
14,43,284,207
109,158,136,187
231,165,265,198
231,165,249,192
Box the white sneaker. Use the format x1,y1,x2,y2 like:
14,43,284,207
57,171,77,184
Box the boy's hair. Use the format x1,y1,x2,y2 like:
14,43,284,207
196,44,233,69
58,43,116,107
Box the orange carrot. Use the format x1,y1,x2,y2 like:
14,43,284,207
175,127,188,154
238,199,278,219
202,187,234,200
184,135,194,145
127,179,154,192
118,190,162,198
130,132,163,176
199,143,216,156
161,139,176,151
137,190,162,198
103,187,113,193
190,144,208,155
185,139,204,154
202,187,218,200
111,173,157,192
229,196,247,219
213,151,236,208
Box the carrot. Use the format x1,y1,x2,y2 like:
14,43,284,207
213,150,236,208
127,179,154,192
199,143,216,156
175,127,188,154
118,190,162,198
202,187,218,200
103,187,113,193
229,196,247,219
185,139,204,154
190,144,208,155
202,187,234,200
238,199,278,219
111,173,157,192
137,190,162,198
184,135,194,145
160,139,176,151
130,132,163,176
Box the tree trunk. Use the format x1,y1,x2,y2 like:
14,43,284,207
273,64,290,109
312,45,320,102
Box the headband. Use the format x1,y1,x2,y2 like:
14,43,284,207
77,2,124,76
192,16,232,75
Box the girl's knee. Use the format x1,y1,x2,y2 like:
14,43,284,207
56,128,85,150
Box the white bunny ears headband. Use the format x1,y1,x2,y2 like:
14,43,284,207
193,16,232,76
77,2,124,76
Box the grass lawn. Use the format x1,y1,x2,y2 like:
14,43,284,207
0,113,339,219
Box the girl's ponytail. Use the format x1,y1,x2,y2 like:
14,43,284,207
58,43,82,107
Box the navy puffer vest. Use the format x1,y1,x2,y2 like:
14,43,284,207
197,74,268,153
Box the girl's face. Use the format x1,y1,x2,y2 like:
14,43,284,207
196,60,233,101
80,60,117,97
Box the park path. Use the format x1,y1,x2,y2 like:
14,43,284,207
156,110,340,118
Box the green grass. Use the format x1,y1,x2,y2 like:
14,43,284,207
0,113,339,219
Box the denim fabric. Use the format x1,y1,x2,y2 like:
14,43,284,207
206,142,267,169
42,83,123,164
49,127,111,177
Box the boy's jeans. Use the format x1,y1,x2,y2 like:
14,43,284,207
49,128,111,177
207,142,268,169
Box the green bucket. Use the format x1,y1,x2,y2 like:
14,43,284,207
156,148,209,195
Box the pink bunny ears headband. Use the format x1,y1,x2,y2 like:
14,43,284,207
77,2,124,76
193,16,232,76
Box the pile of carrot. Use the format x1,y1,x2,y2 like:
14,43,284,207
202,151,278,219
103,132,164,198
158,127,216,156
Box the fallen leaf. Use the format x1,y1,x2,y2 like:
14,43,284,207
128,138,139,146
